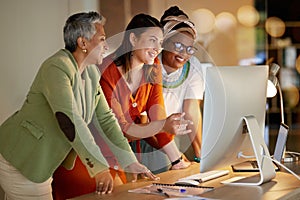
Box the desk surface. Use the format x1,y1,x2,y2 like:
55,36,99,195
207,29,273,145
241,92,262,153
70,162,300,200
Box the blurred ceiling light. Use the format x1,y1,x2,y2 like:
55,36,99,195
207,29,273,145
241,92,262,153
191,8,215,34
265,17,285,37
237,5,260,27
215,12,237,32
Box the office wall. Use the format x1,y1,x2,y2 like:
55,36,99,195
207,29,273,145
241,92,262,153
0,0,100,124
0,0,68,124
0,0,99,198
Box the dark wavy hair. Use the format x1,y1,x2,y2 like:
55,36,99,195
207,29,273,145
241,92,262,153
114,13,162,83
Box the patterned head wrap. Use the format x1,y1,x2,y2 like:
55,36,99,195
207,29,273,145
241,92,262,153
162,15,197,40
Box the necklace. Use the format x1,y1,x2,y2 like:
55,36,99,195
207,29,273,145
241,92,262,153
162,61,190,88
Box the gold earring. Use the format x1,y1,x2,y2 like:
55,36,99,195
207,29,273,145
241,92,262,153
82,49,87,53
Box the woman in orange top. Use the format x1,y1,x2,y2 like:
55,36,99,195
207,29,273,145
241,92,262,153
99,13,192,175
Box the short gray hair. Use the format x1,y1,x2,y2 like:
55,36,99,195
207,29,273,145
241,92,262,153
63,11,106,52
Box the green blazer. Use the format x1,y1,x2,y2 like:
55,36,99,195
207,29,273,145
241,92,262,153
0,49,137,183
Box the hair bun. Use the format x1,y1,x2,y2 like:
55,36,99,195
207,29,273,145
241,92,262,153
166,6,181,16
160,6,188,25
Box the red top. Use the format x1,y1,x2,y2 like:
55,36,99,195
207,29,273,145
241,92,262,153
99,55,173,147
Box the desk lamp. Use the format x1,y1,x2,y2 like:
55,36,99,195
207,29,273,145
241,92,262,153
267,63,298,162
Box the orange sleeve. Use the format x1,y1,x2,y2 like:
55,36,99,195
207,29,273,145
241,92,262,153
146,59,174,147
99,59,132,133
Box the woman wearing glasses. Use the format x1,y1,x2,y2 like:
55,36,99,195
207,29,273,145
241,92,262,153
159,6,205,162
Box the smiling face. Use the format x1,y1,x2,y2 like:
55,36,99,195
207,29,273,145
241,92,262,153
130,27,163,66
84,23,108,65
162,31,195,73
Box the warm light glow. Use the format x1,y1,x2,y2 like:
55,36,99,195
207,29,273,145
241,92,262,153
296,55,300,74
265,17,285,37
191,8,215,34
215,12,237,32
284,85,300,108
237,5,260,27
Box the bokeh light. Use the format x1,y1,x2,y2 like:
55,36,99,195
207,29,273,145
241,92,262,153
215,12,237,32
296,55,300,74
265,17,285,37
237,5,260,27
191,8,215,34
283,85,300,109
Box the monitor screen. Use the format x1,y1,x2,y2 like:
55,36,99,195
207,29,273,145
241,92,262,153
200,65,276,185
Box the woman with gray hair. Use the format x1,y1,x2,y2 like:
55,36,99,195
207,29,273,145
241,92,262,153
0,11,157,200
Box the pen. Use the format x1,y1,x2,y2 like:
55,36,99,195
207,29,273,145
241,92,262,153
158,186,187,193
157,188,170,197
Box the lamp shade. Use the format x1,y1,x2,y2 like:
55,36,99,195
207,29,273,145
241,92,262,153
267,63,280,98
267,79,277,97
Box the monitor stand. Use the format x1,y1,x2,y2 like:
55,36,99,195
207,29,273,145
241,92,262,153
223,115,276,186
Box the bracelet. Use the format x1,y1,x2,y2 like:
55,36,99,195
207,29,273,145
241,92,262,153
171,156,182,166
194,156,201,163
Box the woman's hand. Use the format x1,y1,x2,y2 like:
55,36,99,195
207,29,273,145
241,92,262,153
163,113,193,135
94,169,114,194
125,162,160,182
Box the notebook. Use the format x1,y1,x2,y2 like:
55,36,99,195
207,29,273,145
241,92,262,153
232,123,289,172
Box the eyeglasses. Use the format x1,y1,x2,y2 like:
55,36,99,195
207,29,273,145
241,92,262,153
173,42,197,55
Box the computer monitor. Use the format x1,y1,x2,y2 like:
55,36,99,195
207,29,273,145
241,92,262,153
200,65,276,186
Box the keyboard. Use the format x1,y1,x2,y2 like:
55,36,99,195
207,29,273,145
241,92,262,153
177,170,230,183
